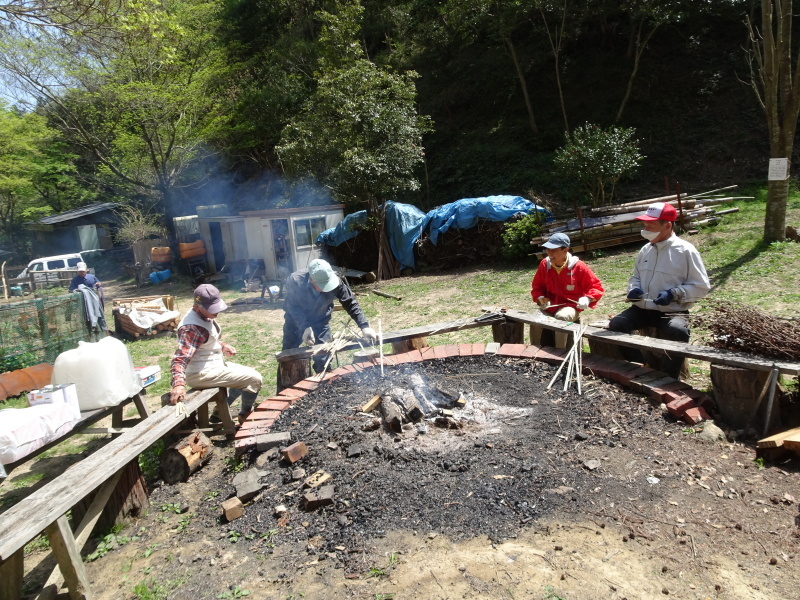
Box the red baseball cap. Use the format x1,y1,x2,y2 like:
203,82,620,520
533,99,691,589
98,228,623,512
635,202,677,222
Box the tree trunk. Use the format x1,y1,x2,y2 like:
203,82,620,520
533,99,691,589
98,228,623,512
492,321,524,344
160,430,214,484
391,337,428,353
503,36,538,133
710,365,776,431
764,178,790,242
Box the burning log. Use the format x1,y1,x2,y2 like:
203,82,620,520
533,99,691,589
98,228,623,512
380,388,423,432
160,430,213,484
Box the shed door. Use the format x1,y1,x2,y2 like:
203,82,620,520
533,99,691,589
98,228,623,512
77,225,100,250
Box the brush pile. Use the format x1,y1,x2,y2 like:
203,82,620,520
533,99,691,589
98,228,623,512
530,185,750,255
415,219,508,269
695,301,800,361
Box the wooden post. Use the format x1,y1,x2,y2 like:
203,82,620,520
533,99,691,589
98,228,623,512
711,365,777,431
0,550,23,600
278,358,312,391
491,321,524,344
160,430,214,484
38,473,122,600
391,336,428,353
44,516,92,600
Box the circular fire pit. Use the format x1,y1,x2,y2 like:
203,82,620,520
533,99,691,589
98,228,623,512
228,353,660,559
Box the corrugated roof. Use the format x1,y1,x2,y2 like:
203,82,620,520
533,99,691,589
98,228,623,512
38,202,119,225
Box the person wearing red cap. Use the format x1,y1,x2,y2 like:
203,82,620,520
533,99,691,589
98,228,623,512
170,284,262,423
608,202,710,378
531,232,605,347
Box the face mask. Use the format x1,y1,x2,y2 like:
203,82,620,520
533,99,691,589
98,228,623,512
641,228,660,241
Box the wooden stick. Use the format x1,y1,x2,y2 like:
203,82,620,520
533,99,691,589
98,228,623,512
373,289,402,301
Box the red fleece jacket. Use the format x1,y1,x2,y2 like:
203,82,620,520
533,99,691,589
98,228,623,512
530,255,605,315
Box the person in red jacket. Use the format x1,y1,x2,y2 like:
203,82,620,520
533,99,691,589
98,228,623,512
530,232,605,347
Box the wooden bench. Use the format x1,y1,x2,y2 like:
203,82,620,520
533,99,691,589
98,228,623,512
0,387,226,600
0,394,151,480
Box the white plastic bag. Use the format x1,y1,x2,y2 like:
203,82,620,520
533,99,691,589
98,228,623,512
52,337,142,410
0,404,75,464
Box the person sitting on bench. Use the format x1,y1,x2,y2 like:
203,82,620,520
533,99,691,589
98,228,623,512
169,284,263,424
608,202,711,379
531,232,605,348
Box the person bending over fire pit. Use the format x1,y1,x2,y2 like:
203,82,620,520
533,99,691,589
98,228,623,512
170,284,262,424
281,259,377,377
531,232,605,348
608,202,710,379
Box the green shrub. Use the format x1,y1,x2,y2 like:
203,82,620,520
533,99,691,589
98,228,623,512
554,123,643,207
502,214,543,261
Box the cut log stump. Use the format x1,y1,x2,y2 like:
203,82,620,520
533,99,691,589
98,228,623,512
710,364,776,431
160,430,214,484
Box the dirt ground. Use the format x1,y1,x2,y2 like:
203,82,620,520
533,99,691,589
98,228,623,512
23,352,798,600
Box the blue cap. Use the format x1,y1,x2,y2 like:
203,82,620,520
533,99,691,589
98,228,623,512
542,232,570,249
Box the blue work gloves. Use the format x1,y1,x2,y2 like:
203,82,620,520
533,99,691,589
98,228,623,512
626,287,645,300
653,289,674,306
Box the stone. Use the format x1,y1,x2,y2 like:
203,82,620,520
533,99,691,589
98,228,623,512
304,470,332,489
697,421,726,443
233,468,263,503
281,441,309,464
302,485,335,510
221,497,243,521
346,445,363,458
256,431,292,452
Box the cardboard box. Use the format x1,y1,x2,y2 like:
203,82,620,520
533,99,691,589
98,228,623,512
28,383,81,420
135,365,161,388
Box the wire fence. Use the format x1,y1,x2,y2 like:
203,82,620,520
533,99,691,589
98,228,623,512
0,293,101,372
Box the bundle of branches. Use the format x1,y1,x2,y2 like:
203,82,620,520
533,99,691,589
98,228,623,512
694,301,800,361
415,220,507,269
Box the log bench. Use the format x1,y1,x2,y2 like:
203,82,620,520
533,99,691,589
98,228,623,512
0,387,225,600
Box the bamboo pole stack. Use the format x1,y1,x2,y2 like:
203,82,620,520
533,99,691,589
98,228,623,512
531,186,751,255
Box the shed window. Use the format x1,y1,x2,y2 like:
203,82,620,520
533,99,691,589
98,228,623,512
293,218,327,248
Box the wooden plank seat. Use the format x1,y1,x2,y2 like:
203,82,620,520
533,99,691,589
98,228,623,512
0,387,225,600
497,308,800,376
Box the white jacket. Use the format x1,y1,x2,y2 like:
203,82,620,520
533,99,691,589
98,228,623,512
628,233,710,312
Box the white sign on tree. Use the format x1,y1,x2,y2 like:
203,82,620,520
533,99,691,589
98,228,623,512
768,158,790,181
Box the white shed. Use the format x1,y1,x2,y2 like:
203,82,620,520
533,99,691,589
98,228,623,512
196,204,345,279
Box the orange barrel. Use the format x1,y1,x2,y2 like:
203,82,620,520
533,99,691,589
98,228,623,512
179,240,206,259
0,363,54,401
151,246,173,262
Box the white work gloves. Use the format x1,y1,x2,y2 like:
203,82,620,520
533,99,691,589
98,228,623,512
361,327,378,344
576,296,591,310
302,326,315,346
536,296,550,308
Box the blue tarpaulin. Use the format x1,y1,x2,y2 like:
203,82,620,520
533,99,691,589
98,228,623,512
426,195,551,245
317,196,551,269
317,201,427,269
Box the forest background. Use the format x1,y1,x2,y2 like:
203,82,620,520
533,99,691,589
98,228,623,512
0,0,780,261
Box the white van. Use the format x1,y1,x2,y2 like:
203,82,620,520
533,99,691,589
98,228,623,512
17,253,87,287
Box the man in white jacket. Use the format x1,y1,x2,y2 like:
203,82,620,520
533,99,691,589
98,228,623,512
608,202,711,378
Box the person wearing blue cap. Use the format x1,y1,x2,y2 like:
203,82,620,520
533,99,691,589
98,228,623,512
531,232,605,347
281,259,378,378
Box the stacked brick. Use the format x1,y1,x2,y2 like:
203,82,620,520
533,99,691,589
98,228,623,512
234,343,714,455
